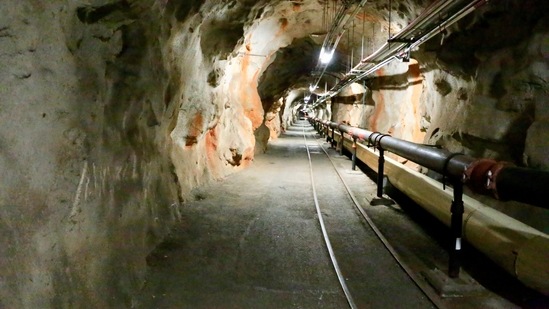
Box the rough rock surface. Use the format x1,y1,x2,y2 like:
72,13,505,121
0,0,339,306
0,1,181,307
318,1,549,231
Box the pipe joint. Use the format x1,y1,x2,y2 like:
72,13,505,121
464,159,514,199
375,134,391,150
367,132,381,148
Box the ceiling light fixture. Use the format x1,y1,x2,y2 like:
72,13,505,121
319,47,334,64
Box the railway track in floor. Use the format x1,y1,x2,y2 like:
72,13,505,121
300,120,443,309
299,119,548,309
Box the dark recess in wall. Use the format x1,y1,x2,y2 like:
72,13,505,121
200,20,244,60
258,37,318,109
76,1,131,24
428,0,549,77
170,0,205,22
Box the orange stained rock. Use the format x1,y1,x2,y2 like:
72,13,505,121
369,68,385,132
275,18,289,37
205,127,218,153
408,60,426,143
185,113,203,147
245,109,263,130
241,146,255,168
356,12,383,23
239,34,265,130
205,127,221,176
280,18,289,30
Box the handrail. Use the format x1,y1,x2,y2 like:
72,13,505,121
310,117,549,209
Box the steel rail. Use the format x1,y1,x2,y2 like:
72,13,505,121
308,118,549,296
314,134,445,309
310,118,549,209
301,124,358,309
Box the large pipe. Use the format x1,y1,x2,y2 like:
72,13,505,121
494,167,547,207
313,118,548,209
309,118,549,295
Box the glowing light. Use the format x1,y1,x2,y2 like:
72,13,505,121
319,47,334,64
309,84,317,92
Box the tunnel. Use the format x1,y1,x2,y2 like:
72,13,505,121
1,0,548,308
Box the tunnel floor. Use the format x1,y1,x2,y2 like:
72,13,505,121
134,121,541,309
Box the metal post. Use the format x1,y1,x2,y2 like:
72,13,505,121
352,137,357,170
449,181,464,278
377,148,385,198
338,131,344,155
326,125,331,143
331,128,336,148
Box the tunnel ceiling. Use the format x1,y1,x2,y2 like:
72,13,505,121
240,0,484,109
249,0,549,109
176,0,549,167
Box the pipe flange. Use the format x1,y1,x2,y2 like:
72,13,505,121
486,161,515,199
464,159,498,195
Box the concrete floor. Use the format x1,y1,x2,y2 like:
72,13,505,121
134,121,546,309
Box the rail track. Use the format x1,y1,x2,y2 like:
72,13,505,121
300,120,443,309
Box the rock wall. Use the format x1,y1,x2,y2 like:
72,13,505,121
0,1,182,307
327,1,548,172
280,90,307,131
166,1,258,192
327,1,549,232
0,0,328,306
424,2,549,171
264,98,284,140
166,0,329,185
